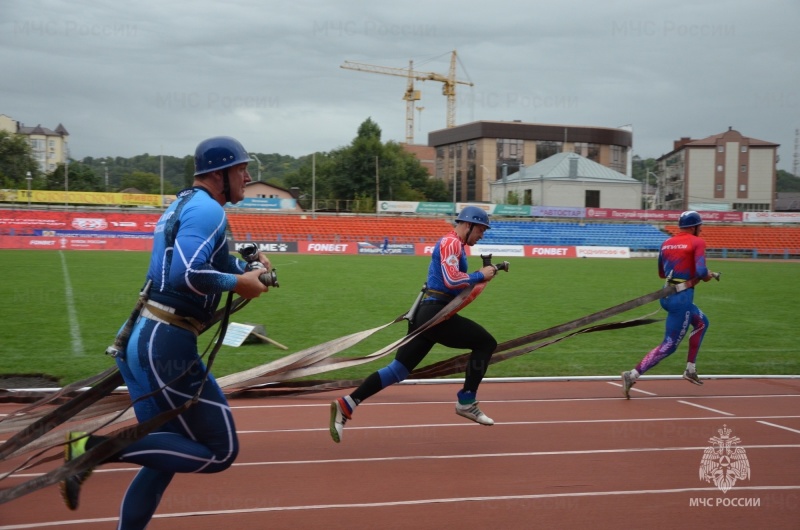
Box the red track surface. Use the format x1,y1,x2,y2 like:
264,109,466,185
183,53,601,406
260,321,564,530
1,378,799,529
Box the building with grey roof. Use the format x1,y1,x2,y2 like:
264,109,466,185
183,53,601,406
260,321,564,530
489,151,641,209
0,114,70,173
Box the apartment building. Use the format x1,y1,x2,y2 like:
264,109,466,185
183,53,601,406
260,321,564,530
0,114,70,173
428,120,633,202
656,127,778,212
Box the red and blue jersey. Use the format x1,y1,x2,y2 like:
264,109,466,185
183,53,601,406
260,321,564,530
658,232,709,281
425,230,485,298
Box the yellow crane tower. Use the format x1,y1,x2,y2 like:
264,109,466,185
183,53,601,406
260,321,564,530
340,50,473,144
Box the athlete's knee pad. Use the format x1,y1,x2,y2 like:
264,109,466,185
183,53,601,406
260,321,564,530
378,359,410,388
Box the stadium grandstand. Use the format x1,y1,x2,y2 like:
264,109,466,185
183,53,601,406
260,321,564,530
225,213,453,244
225,213,800,257
2,208,799,258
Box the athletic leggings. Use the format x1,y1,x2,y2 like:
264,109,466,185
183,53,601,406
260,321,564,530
351,301,497,403
636,289,709,374
113,317,239,530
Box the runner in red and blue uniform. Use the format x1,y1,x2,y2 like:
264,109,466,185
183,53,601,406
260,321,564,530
329,206,499,443
59,137,272,529
621,211,719,398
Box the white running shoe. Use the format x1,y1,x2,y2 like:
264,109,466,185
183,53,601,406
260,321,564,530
621,371,636,399
455,401,494,426
329,398,351,443
683,370,704,386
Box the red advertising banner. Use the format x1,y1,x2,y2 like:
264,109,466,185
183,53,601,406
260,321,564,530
415,243,439,255
584,208,743,223
297,241,358,254
526,246,577,258
0,211,161,233
0,236,153,251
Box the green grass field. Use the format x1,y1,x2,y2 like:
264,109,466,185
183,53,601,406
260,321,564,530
1,250,797,385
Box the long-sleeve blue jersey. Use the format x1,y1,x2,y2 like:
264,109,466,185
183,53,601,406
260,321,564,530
146,187,245,322
425,230,486,299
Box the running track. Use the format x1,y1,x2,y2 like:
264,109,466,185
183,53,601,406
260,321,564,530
1,378,799,529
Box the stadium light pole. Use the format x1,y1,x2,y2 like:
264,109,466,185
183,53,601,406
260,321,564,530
250,153,262,181
26,171,32,208
375,156,380,216
64,147,69,208
101,161,108,191
311,152,316,219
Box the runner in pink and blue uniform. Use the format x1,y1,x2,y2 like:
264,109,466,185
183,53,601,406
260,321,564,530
621,211,719,398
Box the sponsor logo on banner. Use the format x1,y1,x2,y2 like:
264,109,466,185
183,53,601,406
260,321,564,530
576,246,631,258
469,244,525,257
357,242,412,255
743,211,800,223
302,242,352,254
30,239,56,246
532,206,585,218
529,246,574,257
232,241,295,253
417,244,437,255
72,218,108,230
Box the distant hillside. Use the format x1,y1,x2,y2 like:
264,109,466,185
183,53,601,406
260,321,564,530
79,152,303,192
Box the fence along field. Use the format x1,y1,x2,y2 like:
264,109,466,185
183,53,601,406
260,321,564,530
0,250,798,386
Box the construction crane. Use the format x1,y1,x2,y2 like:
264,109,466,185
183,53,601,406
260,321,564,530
340,50,473,144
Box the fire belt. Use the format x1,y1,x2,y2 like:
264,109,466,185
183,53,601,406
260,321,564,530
420,288,455,304
142,301,205,336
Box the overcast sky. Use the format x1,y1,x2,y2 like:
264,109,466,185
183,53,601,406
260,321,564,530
1,0,798,171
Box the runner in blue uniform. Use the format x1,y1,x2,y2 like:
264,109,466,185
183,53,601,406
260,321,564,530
60,137,272,529
621,211,719,398
329,206,499,443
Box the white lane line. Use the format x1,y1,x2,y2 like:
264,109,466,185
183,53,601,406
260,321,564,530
606,381,658,396
677,400,735,416
229,393,800,410
2,485,798,529
59,251,84,356
758,421,800,435
9,443,800,478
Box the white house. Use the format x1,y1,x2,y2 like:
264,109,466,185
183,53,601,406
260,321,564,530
490,152,641,209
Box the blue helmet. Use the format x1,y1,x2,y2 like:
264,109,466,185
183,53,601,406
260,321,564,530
194,136,252,176
678,210,703,228
456,206,490,228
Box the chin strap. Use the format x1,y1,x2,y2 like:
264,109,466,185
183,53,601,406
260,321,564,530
464,222,475,242
222,169,232,204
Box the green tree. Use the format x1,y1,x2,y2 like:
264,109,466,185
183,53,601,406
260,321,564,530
283,152,334,209
0,131,40,188
283,118,438,211
120,171,162,194
183,157,195,188
777,169,800,192
46,162,100,191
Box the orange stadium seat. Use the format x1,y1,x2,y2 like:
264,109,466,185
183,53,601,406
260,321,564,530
664,225,800,254
227,213,453,244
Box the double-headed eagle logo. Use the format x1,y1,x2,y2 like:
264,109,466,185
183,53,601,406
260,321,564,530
699,424,750,493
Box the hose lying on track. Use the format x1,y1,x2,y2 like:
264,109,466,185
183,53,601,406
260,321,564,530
0,279,698,504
